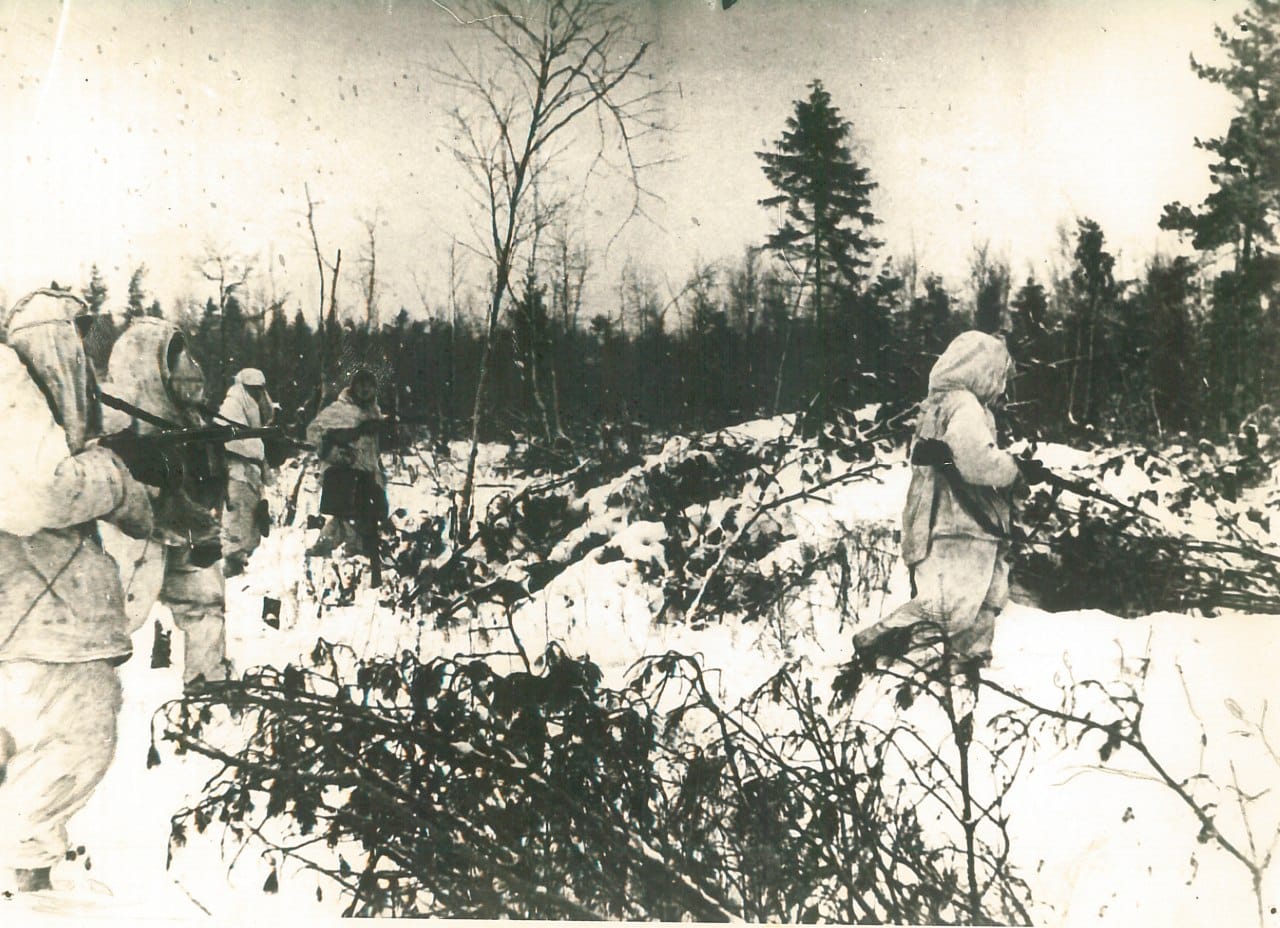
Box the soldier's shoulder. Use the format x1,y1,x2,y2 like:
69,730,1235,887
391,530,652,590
0,343,35,395
935,388,984,417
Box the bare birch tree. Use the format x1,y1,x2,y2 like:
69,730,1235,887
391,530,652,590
196,244,256,395
305,184,343,408
360,209,382,330
437,0,664,543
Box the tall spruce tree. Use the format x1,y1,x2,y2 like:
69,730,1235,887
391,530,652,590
1160,0,1280,430
81,265,116,373
757,80,881,393
82,264,108,315
1065,219,1120,428
126,264,149,318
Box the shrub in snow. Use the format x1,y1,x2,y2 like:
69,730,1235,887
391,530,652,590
1014,441,1280,616
156,411,1280,922
157,639,1036,922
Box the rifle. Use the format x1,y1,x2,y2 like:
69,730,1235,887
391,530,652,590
105,422,285,447
100,390,284,445
910,438,1010,539
194,401,313,463
97,390,287,487
1031,464,1159,524
912,438,1159,525
204,404,315,526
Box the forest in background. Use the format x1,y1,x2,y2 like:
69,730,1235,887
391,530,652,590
13,3,1278,922
54,0,1280,458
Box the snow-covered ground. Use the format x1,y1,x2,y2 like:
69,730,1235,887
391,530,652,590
7,424,1279,925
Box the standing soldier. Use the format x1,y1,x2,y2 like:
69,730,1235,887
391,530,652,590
854,331,1044,682
306,369,387,582
0,290,153,894
218,368,275,577
99,317,228,689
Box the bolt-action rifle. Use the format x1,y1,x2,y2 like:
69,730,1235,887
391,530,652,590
911,438,1159,524
97,389,287,488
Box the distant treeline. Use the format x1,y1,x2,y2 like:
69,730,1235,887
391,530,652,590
78,216,1277,448
72,0,1280,450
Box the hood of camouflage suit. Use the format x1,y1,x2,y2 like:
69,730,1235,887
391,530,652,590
219,369,274,462
3,290,98,452
100,317,203,433
926,331,1013,405
234,368,266,388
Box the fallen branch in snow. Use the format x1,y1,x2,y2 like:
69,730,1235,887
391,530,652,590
664,405,904,626
158,642,745,920
684,454,885,623
1016,441,1280,616
833,634,1041,925
632,648,1033,924
979,669,1278,928
156,634,1037,923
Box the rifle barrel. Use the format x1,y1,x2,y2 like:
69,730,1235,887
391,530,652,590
98,390,182,431
114,425,286,447
1043,471,1157,522
195,402,311,451
100,390,313,452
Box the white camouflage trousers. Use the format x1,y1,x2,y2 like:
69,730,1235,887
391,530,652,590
855,536,1010,667
0,659,121,871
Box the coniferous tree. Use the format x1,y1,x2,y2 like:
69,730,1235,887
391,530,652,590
857,262,903,399
82,265,108,315
907,275,956,357
126,264,149,318
973,265,1010,335
321,307,343,399
512,270,556,441
1065,219,1120,428
757,80,882,393
1141,256,1201,434
1160,0,1280,429
288,307,319,424
1005,276,1057,435
1010,276,1049,343
81,265,116,374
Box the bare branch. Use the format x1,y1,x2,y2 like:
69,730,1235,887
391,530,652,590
438,0,666,543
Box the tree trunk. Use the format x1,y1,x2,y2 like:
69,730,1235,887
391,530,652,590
813,221,825,394
328,249,342,392
528,341,554,444
1067,308,1084,425
457,258,513,545
306,186,328,416
459,329,494,542
772,258,810,416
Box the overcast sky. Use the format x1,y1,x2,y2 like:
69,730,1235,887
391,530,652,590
0,0,1247,322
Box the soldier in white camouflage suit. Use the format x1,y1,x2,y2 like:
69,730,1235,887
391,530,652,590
218,368,275,577
99,317,228,688
0,290,153,894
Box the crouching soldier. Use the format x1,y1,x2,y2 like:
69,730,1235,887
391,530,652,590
218,368,275,577
98,317,228,689
0,290,153,893
306,369,387,583
854,331,1043,687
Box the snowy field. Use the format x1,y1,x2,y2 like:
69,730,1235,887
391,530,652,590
6,422,1279,925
